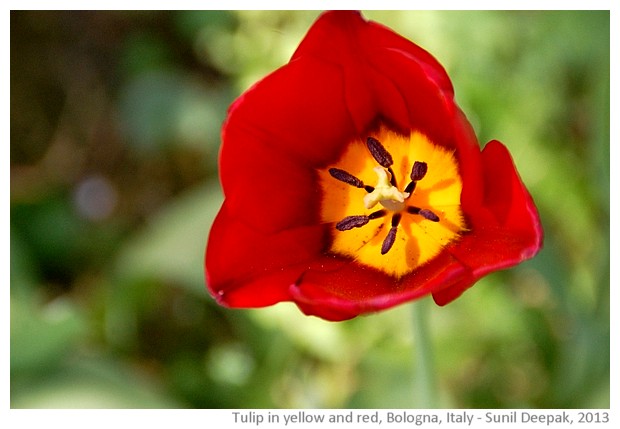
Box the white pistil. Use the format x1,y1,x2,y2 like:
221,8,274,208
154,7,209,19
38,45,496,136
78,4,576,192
363,166,409,212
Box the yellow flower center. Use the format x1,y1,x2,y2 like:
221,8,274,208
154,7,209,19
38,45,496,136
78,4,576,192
319,127,467,278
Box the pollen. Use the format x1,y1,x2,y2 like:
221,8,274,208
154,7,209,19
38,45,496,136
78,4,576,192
319,127,467,278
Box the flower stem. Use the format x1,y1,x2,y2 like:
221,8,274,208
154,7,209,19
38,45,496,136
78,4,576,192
413,298,438,408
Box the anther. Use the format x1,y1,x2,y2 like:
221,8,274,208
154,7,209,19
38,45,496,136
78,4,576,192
419,209,440,222
381,226,398,255
366,137,393,168
366,137,398,186
336,215,370,231
329,168,364,188
403,161,428,196
329,168,375,193
378,214,402,255
410,161,428,181
406,206,440,222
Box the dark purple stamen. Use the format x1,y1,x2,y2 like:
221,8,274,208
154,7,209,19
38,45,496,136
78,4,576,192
387,167,398,187
366,137,393,168
406,206,439,222
381,227,398,255
419,209,440,222
375,214,403,255
404,181,416,195
335,210,387,231
336,215,370,231
329,168,374,193
329,168,364,188
391,213,402,227
403,161,427,197
407,206,421,215
369,210,387,220
366,137,398,186
410,161,428,181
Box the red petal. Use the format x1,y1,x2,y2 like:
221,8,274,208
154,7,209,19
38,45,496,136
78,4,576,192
292,11,456,142
364,47,454,146
290,250,470,321
293,11,453,98
219,123,320,234
291,11,408,135
223,57,355,167
433,140,543,305
205,203,327,307
453,107,485,209
478,140,543,238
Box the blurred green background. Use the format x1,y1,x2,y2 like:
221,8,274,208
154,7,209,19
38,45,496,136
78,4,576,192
10,10,609,408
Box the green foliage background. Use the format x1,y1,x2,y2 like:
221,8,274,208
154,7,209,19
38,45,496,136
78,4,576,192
10,10,609,408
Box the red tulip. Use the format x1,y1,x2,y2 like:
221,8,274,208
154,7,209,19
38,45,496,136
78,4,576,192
205,11,543,321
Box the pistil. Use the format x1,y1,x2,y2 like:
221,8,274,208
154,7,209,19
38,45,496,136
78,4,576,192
363,167,409,212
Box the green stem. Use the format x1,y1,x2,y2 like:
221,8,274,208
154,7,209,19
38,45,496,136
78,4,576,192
413,298,438,408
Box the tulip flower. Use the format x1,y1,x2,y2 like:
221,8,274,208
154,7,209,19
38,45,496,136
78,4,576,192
205,11,543,321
